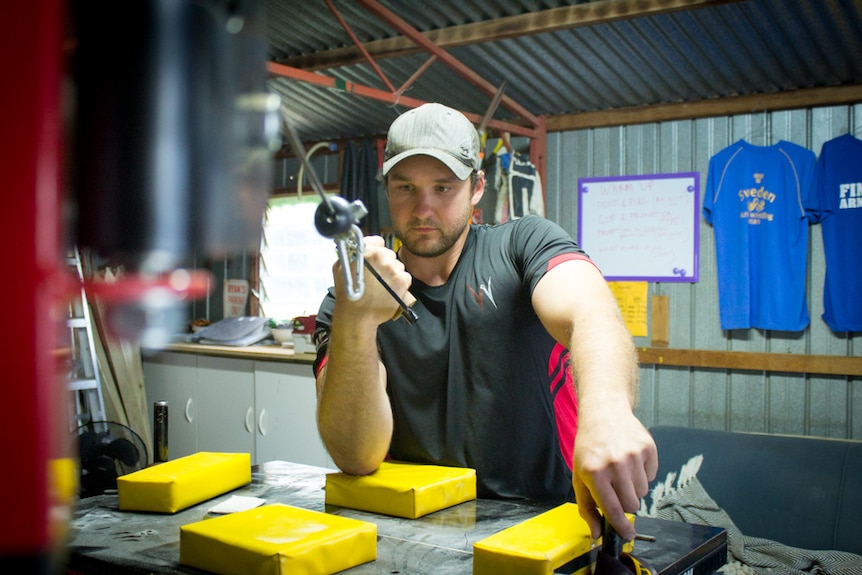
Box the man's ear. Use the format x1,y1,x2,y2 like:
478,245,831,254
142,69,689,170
471,170,486,206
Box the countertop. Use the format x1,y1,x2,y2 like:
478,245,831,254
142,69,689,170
66,461,727,575
149,341,316,363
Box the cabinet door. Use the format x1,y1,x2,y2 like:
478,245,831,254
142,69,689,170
197,356,255,458
142,352,198,461
254,361,334,468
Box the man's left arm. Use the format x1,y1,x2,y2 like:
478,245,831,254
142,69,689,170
531,258,658,541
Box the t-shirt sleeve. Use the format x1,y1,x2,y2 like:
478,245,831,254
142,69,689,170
703,154,719,225
811,142,831,224
312,287,336,376
798,147,818,223
510,215,589,295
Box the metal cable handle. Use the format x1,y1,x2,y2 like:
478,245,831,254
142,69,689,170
282,112,416,322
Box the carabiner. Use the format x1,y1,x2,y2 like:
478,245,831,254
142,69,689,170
335,225,365,301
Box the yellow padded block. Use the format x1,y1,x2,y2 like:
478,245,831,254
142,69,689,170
117,452,251,513
50,457,78,505
49,457,78,543
179,503,377,575
473,503,635,575
325,461,476,519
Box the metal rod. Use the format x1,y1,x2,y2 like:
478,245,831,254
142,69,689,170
355,0,541,126
323,0,395,93
479,80,507,135
635,533,656,542
268,62,541,139
282,112,333,214
396,54,437,96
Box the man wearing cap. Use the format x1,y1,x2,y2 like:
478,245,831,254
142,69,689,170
312,102,657,541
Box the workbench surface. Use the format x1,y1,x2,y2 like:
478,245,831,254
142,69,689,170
157,341,316,363
66,461,725,575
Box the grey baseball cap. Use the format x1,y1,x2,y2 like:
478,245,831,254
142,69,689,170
382,103,480,180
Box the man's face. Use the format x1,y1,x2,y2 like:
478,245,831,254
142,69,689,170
386,155,482,258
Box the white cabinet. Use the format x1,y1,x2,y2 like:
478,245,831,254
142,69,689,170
254,361,334,469
142,351,331,468
197,356,255,456
142,352,198,460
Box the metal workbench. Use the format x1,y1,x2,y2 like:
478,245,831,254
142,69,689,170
66,461,726,574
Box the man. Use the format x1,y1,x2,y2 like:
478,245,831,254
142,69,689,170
313,102,657,540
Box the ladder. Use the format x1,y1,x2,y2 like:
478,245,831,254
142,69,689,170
66,248,107,429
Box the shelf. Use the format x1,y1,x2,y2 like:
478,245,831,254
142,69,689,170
638,347,862,377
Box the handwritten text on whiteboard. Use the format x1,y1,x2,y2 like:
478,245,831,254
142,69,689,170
577,173,699,282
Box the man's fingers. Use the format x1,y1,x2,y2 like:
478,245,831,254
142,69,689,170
572,415,658,543
363,235,385,248
388,291,417,322
402,291,417,307
573,479,602,539
604,507,636,541
588,476,637,541
645,443,659,482
361,240,415,322
632,456,653,501
575,457,650,541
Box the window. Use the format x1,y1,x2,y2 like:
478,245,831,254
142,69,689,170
258,195,335,322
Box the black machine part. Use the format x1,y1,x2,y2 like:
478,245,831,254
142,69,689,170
71,0,277,271
594,521,657,575
69,0,279,347
555,519,658,575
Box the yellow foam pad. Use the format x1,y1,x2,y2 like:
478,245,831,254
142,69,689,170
473,503,635,575
50,457,78,505
49,457,78,542
117,452,251,513
179,503,377,575
325,460,476,519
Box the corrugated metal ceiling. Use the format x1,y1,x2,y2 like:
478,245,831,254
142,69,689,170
265,0,862,143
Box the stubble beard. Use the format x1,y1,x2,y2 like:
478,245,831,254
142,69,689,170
395,205,473,259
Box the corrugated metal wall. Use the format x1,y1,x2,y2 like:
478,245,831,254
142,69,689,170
198,103,860,441
545,104,862,440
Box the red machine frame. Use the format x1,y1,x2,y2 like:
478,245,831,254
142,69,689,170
3,0,71,569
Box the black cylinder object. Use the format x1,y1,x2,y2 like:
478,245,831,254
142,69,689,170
153,401,169,464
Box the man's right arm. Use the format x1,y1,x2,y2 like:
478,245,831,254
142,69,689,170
316,319,392,475
315,237,412,475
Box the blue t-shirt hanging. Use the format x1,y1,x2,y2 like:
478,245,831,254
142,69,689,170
703,140,816,331
812,133,862,332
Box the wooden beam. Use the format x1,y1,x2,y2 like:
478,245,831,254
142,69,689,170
638,347,862,377
277,0,739,71
547,84,862,131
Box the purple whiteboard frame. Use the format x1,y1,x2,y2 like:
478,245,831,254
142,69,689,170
577,172,700,282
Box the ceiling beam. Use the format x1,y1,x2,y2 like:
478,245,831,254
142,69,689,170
355,0,540,127
267,62,540,139
546,84,862,131
276,0,741,71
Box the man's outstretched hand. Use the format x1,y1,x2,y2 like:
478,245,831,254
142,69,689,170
572,412,658,541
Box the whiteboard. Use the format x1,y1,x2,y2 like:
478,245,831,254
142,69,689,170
577,172,699,282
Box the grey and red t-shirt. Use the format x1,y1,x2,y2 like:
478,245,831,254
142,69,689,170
314,215,589,502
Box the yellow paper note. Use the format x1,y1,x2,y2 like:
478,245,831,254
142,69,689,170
608,281,648,337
